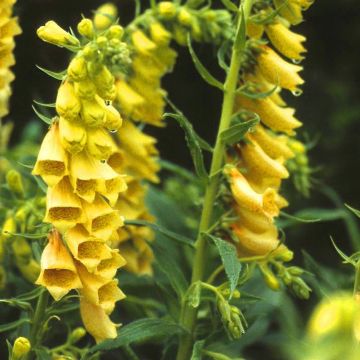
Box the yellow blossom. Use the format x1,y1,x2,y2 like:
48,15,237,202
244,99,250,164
80,297,117,343
266,21,306,61
131,30,157,56
93,3,118,31
37,20,79,47
150,22,171,46
36,230,82,301
158,2,177,19
80,95,107,127
67,56,88,81
12,337,31,360
86,127,116,160
256,45,304,92
95,250,126,279
32,123,68,186
58,117,87,154
77,18,94,39
56,81,81,121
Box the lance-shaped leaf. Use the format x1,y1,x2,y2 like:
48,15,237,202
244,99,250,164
220,114,259,145
191,340,206,360
233,6,246,52
217,40,231,72
36,65,67,80
345,204,360,218
236,83,278,100
125,219,195,248
187,35,224,91
0,318,31,333
205,234,241,295
89,318,185,353
164,112,208,180
220,0,239,12
33,100,56,108
32,105,52,125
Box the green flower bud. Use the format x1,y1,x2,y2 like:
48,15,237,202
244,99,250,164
11,337,31,360
96,35,108,49
275,248,294,262
260,264,281,291
68,56,88,81
6,169,24,197
77,18,94,39
69,327,86,344
292,277,311,299
178,8,193,26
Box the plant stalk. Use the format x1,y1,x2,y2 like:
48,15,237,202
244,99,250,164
176,2,252,359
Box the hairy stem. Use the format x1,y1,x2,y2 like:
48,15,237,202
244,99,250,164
176,2,252,359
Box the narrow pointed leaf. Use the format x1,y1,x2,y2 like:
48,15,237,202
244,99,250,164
217,40,230,72
164,112,208,180
233,6,246,52
237,83,278,100
0,318,30,333
205,234,241,295
220,0,238,12
345,204,360,218
33,99,56,108
191,340,206,360
89,318,185,353
187,35,223,90
32,105,52,125
220,117,259,145
280,211,321,223
36,65,67,80
330,237,356,266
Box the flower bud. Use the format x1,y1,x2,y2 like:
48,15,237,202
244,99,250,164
73,78,97,99
1,216,16,240
94,3,118,31
80,95,107,127
150,22,171,46
59,117,87,154
96,35,108,49
104,105,123,132
11,337,31,360
69,327,86,344
178,8,193,26
37,21,80,48
261,266,281,291
77,18,94,39
68,56,88,81
275,248,294,262
291,277,311,299
158,2,177,19
6,169,24,197
56,81,81,120
107,25,124,40
12,237,32,265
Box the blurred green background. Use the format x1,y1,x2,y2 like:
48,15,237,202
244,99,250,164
5,0,360,357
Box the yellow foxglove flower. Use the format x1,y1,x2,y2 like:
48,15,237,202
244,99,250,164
32,123,68,186
86,127,116,160
158,1,177,19
232,223,286,257
225,167,279,217
80,95,106,127
240,141,289,180
273,0,311,25
76,261,125,314
107,150,125,174
37,21,80,48
236,95,302,134
265,21,306,61
58,117,87,154
117,120,160,182
73,78,97,99
246,21,264,39
131,30,157,56
82,195,123,240
104,104,123,132
77,18,94,39
248,126,295,160
150,22,171,46
93,3,118,31
36,230,82,300
44,176,85,233
65,225,112,271
95,249,126,279
70,150,126,204
56,81,81,121
68,56,88,81
80,297,117,343
235,206,274,234
256,45,304,91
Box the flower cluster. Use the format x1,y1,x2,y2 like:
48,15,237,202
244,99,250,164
33,19,131,342
0,0,21,118
224,0,314,295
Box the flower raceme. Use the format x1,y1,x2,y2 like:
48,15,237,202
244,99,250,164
0,0,21,118
33,18,132,342
224,0,315,289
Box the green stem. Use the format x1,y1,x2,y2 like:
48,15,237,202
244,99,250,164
26,290,49,360
354,261,360,298
176,2,252,359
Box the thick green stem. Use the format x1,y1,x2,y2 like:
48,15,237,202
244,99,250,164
176,2,252,359
26,290,49,360
354,262,360,298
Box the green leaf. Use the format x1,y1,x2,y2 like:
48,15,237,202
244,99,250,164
6,340,12,360
187,35,224,91
330,237,356,266
33,100,56,108
0,318,30,333
191,340,206,360
205,234,241,295
220,116,259,145
153,243,189,297
0,299,32,312
33,175,47,194
233,6,246,52
237,83,278,100
36,65,67,80
125,219,195,248
217,40,230,72
220,0,238,12
4,230,48,239
164,112,208,180
280,211,321,224
17,287,45,301
159,159,197,182
32,105,53,125
345,204,360,218
89,318,185,353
